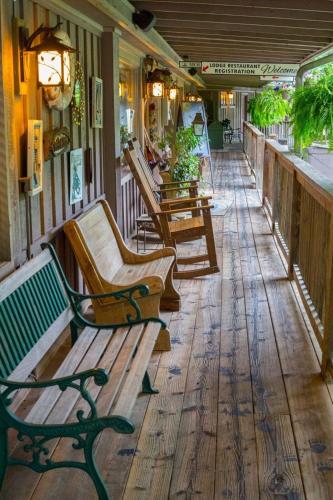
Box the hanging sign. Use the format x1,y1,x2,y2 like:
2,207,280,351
201,62,299,76
179,61,202,68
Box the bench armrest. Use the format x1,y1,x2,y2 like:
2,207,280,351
156,186,197,194
0,368,108,419
160,195,212,207
157,204,214,216
160,179,199,187
41,243,166,330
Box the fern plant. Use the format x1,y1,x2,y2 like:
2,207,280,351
248,89,291,128
291,64,333,150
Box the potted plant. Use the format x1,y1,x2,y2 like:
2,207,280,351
291,64,333,151
162,126,201,181
248,88,291,128
120,125,131,167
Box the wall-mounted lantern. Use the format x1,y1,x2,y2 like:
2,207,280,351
185,92,202,102
25,24,76,88
169,82,178,100
146,71,165,98
192,112,205,136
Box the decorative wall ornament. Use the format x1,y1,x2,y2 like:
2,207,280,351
41,30,76,111
43,126,70,160
71,60,86,126
27,120,43,196
69,148,84,204
91,76,103,128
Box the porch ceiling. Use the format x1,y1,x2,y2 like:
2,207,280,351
130,0,333,88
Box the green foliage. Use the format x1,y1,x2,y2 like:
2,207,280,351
248,89,291,128
172,154,201,182
162,127,202,182
291,64,333,150
120,125,131,145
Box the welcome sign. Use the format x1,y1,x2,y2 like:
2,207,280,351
201,62,299,76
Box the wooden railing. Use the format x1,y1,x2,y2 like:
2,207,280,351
121,169,145,241
243,122,265,198
244,121,333,379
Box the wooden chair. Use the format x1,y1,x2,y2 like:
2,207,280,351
124,141,220,279
133,137,199,201
64,200,180,351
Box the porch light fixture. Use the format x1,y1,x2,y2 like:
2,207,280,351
192,112,205,136
185,92,202,102
169,82,178,100
25,24,76,88
146,72,165,98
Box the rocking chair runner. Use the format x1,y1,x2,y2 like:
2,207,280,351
124,140,220,279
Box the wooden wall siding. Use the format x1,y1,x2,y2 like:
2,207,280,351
121,172,145,241
3,0,103,272
0,0,11,266
244,120,333,378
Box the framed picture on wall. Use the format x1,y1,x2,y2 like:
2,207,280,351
27,119,43,196
69,148,84,205
91,76,103,128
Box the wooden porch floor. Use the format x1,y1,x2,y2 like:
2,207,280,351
6,148,333,499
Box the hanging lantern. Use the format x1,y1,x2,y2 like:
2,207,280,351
192,112,205,136
26,32,76,88
169,82,178,100
146,71,165,98
227,91,234,106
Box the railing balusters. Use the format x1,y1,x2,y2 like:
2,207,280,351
243,120,333,379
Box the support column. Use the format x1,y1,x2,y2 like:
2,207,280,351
101,28,123,232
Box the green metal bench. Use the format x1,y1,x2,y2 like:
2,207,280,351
0,243,164,499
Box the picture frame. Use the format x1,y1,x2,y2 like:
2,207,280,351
91,76,103,128
69,148,84,205
27,119,43,196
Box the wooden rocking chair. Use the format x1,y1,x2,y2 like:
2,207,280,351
124,140,220,279
133,137,199,201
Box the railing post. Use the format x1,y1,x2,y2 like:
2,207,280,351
322,214,333,380
271,154,279,235
288,170,301,279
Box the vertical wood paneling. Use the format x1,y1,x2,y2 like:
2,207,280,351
1,0,104,288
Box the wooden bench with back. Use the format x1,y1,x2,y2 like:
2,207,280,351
0,243,165,500
64,199,180,352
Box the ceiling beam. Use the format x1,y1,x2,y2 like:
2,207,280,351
153,12,333,31
130,0,333,12
168,40,314,53
133,1,333,23
161,34,325,49
155,19,333,37
158,28,331,45
157,26,332,43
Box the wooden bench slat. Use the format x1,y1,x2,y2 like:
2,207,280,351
112,322,161,419
26,327,99,424
112,256,174,285
45,328,115,425
95,323,146,416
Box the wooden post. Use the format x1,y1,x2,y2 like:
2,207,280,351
262,144,269,205
271,154,279,235
101,29,123,233
322,215,333,380
288,171,301,279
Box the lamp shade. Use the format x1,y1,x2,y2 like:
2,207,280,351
169,83,178,100
28,34,75,88
192,112,205,136
146,72,165,98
